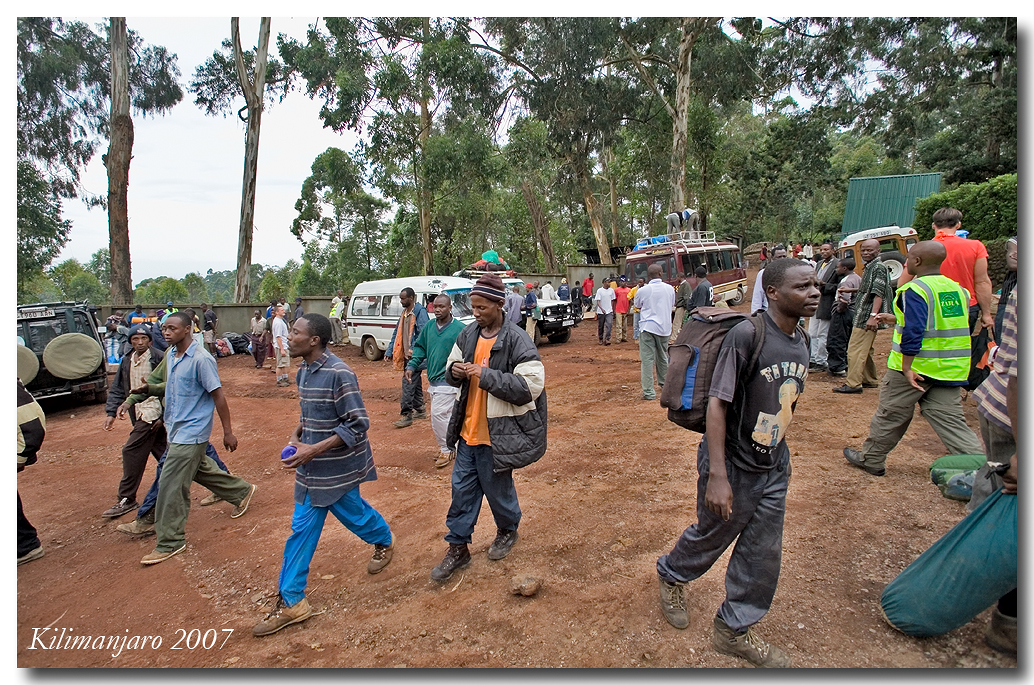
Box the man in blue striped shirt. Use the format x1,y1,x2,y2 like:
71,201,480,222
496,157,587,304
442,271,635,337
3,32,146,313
254,313,394,637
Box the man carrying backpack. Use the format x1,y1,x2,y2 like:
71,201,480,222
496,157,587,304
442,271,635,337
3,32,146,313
655,258,819,668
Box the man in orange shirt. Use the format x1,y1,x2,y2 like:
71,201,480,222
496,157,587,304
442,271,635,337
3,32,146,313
613,276,632,343
431,273,547,581
898,207,994,388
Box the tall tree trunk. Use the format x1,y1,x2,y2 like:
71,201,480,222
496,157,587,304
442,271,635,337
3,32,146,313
106,17,134,305
519,179,558,272
574,160,613,265
415,17,434,276
669,19,709,214
601,146,620,245
231,17,271,303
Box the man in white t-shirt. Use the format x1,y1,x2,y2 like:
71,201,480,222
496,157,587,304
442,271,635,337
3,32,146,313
272,305,291,387
593,278,617,345
329,289,345,345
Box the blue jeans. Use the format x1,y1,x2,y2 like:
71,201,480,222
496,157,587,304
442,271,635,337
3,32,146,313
445,439,521,545
657,438,790,633
137,443,227,518
633,312,641,340
278,489,391,606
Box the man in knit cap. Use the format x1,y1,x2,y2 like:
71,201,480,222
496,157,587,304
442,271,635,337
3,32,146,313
430,273,547,581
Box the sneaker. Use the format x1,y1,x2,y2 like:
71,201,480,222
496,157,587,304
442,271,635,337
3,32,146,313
230,484,257,519
252,596,312,637
367,535,394,574
434,451,455,469
985,607,1017,654
658,577,689,629
199,493,223,507
431,543,471,581
641,394,655,401
712,616,791,668
833,384,862,394
102,497,139,519
17,546,45,566
393,415,413,429
808,363,827,373
843,448,886,476
141,544,186,566
412,409,428,420
487,528,519,561
117,518,155,536
829,369,847,377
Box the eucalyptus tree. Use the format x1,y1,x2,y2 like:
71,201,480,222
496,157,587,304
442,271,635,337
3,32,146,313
191,17,294,302
280,17,500,275
17,17,182,302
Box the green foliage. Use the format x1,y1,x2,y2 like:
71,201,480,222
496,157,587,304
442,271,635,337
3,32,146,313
41,258,108,304
134,276,189,305
17,17,183,201
984,237,1012,290
257,271,286,303
86,248,110,288
17,160,71,285
180,272,208,302
913,174,1017,242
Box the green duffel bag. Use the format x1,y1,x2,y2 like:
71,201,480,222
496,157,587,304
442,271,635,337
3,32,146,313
929,454,985,485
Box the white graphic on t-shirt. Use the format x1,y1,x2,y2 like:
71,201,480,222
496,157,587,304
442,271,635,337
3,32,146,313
751,379,801,447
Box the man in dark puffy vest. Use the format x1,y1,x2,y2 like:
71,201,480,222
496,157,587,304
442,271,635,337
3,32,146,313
430,273,547,582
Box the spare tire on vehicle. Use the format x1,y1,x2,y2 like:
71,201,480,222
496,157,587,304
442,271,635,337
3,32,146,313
17,345,39,384
42,333,104,380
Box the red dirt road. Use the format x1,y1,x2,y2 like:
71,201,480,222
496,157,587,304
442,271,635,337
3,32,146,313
17,273,1015,668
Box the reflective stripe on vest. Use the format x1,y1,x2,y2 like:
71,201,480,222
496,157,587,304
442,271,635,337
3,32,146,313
888,275,971,381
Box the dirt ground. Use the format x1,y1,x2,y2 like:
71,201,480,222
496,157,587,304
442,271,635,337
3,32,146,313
17,269,1016,668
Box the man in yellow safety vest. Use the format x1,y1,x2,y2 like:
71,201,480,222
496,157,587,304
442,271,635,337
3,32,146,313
843,241,983,476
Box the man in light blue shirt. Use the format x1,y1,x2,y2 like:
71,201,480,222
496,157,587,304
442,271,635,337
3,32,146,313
634,264,676,400
132,312,257,566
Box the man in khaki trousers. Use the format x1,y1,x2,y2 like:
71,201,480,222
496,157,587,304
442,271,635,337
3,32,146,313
835,239,892,394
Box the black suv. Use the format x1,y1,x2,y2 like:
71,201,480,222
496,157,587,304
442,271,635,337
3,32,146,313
17,301,109,403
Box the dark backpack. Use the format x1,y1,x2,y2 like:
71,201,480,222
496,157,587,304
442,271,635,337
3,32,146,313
660,307,768,433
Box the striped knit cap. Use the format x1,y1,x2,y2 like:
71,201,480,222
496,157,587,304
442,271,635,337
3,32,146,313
471,273,507,303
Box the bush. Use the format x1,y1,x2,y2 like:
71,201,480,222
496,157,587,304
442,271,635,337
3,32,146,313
984,237,1013,291
913,174,1017,241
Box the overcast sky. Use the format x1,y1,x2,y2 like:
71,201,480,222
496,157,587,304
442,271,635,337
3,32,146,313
56,17,361,284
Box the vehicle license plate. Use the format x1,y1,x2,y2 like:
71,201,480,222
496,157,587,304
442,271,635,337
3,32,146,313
21,309,54,319
563,319,574,326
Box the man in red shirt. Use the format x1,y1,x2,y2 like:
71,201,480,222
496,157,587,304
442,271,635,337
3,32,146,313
613,276,632,343
898,207,994,388
581,273,595,314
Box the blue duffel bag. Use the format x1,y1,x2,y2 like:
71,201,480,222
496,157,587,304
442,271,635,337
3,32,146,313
879,489,1016,637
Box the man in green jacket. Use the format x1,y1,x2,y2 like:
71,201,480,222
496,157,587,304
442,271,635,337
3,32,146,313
407,294,466,469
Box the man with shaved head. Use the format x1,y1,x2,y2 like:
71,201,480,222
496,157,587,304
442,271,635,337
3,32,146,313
843,241,983,476
834,238,893,393
407,293,466,468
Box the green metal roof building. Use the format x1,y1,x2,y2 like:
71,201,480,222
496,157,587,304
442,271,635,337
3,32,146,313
842,173,943,234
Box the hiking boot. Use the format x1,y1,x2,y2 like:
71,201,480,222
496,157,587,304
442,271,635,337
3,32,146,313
17,546,45,566
102,497,139,519
141,544,186,566
712,616,791,668
252,596,312,637
487,529,519,561
985,608,1016,654
844,448,886,476
658,577,689,629
393,415,413,428
199,493,223,506
413,409,428,420
431,543,471,581
833,384,862,394
139,510,155,525
434,451,455,469
117,518,155,536
230,484,257,519
367,535,394,574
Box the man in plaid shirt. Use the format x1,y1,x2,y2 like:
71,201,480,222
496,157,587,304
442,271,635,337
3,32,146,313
254,313,394,637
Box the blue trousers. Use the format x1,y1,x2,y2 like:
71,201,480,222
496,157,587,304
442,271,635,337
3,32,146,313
656,438,790,633
278,489,392,606
138,443,227,518
445,439,521,545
